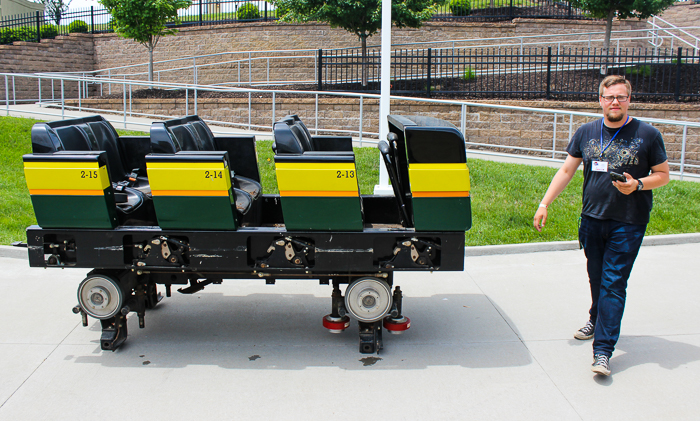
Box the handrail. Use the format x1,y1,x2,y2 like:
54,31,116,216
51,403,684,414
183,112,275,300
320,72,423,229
3,72,699,180
648,16,700,53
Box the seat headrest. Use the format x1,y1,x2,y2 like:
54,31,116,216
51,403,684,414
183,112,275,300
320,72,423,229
272,122,304,154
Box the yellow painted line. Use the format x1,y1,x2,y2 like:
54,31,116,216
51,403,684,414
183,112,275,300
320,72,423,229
151,190,230,197
29,189,104,196
24,164,111,191
412,191,470,198
408,165,470,192
279,190,358,197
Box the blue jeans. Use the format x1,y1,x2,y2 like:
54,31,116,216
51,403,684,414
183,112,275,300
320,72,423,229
578,215,647,357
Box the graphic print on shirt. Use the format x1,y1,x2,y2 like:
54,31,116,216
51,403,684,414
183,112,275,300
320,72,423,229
582,137,643,168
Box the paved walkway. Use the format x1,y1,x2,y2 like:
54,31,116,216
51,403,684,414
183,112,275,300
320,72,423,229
1,239,699,420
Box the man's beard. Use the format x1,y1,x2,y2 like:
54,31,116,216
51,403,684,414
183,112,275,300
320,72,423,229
606,109,625,122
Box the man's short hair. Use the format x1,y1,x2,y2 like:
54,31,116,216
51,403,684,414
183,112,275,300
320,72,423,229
599,75,632,97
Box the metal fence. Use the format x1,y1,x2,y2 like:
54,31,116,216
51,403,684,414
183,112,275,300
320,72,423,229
431,0,590,22
319,46,700,102
0,1,277,44
0,0,591,45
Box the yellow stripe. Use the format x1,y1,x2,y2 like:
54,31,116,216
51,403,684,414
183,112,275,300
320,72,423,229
24,164,111,191
29,189,104,196
147,166,232,192
408,164,470,192
23,161,101,169
147,162,227,169
151,190,230,197
279,190,358,197
412,191,470,198
276,164,359,193
409,163,469,170
275,162,356,170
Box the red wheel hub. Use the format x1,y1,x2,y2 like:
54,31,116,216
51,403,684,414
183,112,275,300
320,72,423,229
323,314,350,333
383,316,411,334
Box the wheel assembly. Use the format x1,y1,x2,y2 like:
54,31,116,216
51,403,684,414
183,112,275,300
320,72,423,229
77,274,124,320
344,277,393,323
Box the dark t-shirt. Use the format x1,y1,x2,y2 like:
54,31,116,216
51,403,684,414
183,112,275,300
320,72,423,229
566,118,667,225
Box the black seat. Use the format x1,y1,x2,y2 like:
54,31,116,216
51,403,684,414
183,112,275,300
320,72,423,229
30,115,154,225
150,116,261,215
272,115,354,154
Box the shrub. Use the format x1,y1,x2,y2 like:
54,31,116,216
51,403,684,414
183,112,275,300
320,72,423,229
624,65,652,77
450,0,471,16
0,27,37,44
237,3,261,20
40,24,59,39
462,66,476,81
68,20,89,33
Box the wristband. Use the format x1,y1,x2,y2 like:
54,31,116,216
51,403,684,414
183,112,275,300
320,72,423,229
539,203,548,209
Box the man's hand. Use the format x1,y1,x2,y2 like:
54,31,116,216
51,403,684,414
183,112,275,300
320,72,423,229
534,206,547,232
613,172,638,195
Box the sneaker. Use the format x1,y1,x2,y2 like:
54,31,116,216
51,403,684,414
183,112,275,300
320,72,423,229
591,354,611,376
574,320,595,340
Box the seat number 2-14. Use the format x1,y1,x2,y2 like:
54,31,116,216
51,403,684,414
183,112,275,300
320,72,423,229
205,171,223,179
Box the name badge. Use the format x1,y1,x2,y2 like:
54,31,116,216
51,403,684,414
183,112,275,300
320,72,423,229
592,161,608,172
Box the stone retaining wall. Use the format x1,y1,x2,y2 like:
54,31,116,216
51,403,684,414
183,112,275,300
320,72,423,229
67,97,700,172
0,33,95,100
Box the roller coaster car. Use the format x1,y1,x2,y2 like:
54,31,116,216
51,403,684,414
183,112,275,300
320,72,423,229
23,114,471,354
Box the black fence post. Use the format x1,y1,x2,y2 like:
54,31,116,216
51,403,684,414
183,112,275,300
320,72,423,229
675,47,682,102
546,47,552,100
427,48,432,98
317,49,323,91
510,0,514,20
199,0,203,26
91,6,95,33
36,11,41,43
265,2,268,21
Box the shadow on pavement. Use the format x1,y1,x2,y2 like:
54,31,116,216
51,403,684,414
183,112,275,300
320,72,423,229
68,291,533,371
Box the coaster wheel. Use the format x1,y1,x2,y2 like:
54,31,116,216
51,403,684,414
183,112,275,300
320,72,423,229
322,314,350,333
383,316,411,334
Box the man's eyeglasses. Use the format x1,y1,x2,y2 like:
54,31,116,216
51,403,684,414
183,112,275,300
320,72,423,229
601,95,629,103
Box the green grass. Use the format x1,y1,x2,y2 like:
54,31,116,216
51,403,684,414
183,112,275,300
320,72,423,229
2,116,699,246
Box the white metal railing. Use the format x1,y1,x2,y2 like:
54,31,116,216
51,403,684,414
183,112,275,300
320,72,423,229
3,72,699,180
648,16,700,55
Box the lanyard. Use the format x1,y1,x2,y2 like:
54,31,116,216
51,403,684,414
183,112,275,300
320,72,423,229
599,116,629,159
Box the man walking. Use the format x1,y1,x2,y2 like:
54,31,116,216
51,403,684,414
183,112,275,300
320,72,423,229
533,75,670,376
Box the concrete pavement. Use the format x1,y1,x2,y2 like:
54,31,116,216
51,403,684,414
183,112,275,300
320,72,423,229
1,240,699,420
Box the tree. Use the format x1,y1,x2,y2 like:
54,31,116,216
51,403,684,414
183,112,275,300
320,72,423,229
569,0,676,74
276,0,435,86
40,0,72,26
99,0,192,82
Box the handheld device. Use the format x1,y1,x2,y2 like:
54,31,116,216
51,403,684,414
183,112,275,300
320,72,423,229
610,171,626,182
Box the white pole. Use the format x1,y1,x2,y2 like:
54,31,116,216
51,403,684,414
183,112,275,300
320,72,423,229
374,0,393,196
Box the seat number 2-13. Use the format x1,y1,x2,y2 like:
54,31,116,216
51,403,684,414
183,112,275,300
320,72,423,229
336,170,355,179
